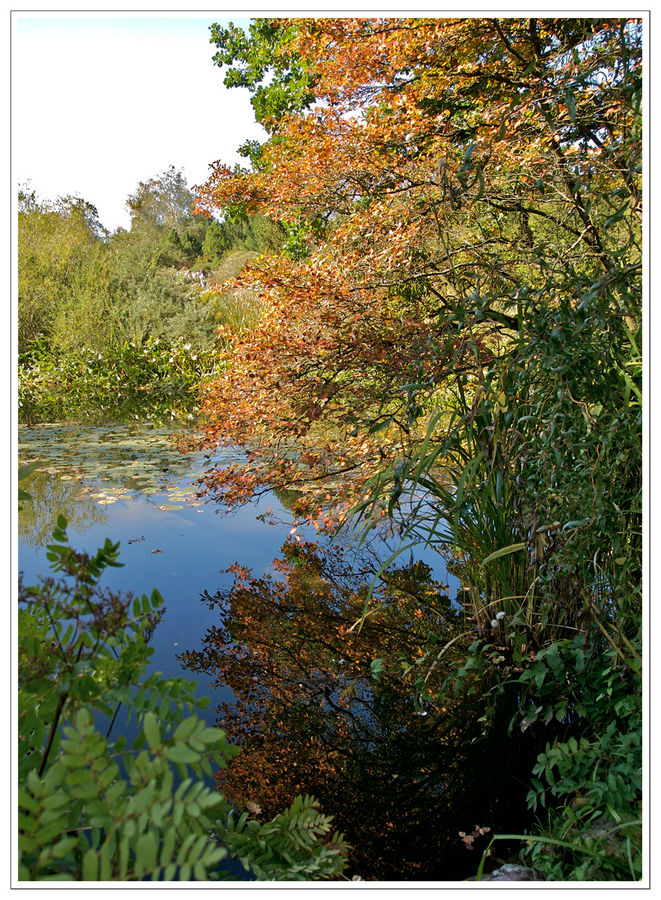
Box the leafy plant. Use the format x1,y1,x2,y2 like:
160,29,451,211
18,338,219,425
222,794,349,880
19,707,237,881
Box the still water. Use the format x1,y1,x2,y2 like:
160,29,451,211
18,422,456,707
18,422,466,879
19,424,298,706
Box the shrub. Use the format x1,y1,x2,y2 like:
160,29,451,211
18,338,219,425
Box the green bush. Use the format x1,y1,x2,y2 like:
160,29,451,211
18,338,219,425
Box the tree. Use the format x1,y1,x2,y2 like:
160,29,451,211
104,226,217,350
18,189,107,350
194,18,641,544
193,18,642,878
200,212,286,266
127,165,197,231
208,18,316,165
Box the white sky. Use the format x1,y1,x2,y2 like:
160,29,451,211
12,13,266,232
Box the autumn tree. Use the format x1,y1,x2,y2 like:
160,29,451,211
195,17,641,625
194,18,642,878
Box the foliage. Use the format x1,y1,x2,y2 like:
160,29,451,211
200,213,286,265
208,18,317,163
18,521,349,881
194,16,643,881
517,634,642,881
20,707,235,881
18,167,292,424
104,243,218,352
17,15,643,882
126,165,197,232
195,16,641,527
483,690,641,881
17,173,216,357
18,337,218,425
222,794,350,880
520,729,642,880
18,189,107,351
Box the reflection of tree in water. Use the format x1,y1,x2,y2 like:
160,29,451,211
19,471,109,549
181,539,537,880
270,485,303,514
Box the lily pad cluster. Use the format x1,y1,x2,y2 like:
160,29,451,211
18,423,237,510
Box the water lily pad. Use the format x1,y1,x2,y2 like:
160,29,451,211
18,422,240,511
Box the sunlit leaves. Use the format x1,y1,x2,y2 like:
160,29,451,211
194,17,641,538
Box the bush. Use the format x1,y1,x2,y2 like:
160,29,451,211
18,338,219,425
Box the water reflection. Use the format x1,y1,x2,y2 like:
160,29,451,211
19,423,526,879
19,470,110,549
18,423,226,510
17,423,292,691
181,537,514,881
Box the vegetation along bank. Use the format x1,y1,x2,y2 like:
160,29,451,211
18,17,643,882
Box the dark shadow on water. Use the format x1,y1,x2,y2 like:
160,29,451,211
180,537,539,881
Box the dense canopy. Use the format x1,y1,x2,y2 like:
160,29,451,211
190,17,642,880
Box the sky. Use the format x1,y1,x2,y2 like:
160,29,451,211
12,13,266,232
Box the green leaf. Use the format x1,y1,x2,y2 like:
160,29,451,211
163,743,201,765
99,839,114,881
604,202,629,231
370,658,385,681
82,847,98,880
482,542,526,565
173,716,199,742
143,711,161,752
18,460,42,481
562,518,590,532
160,826,177,867
136,832,158,877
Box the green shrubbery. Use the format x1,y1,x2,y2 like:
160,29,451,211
18,337,218,425
18,169,286,426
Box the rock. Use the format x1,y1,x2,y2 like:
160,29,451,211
481,864,546,881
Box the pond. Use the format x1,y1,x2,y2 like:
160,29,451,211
18,422,457,706
19,422,478,880
19,424,287,702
